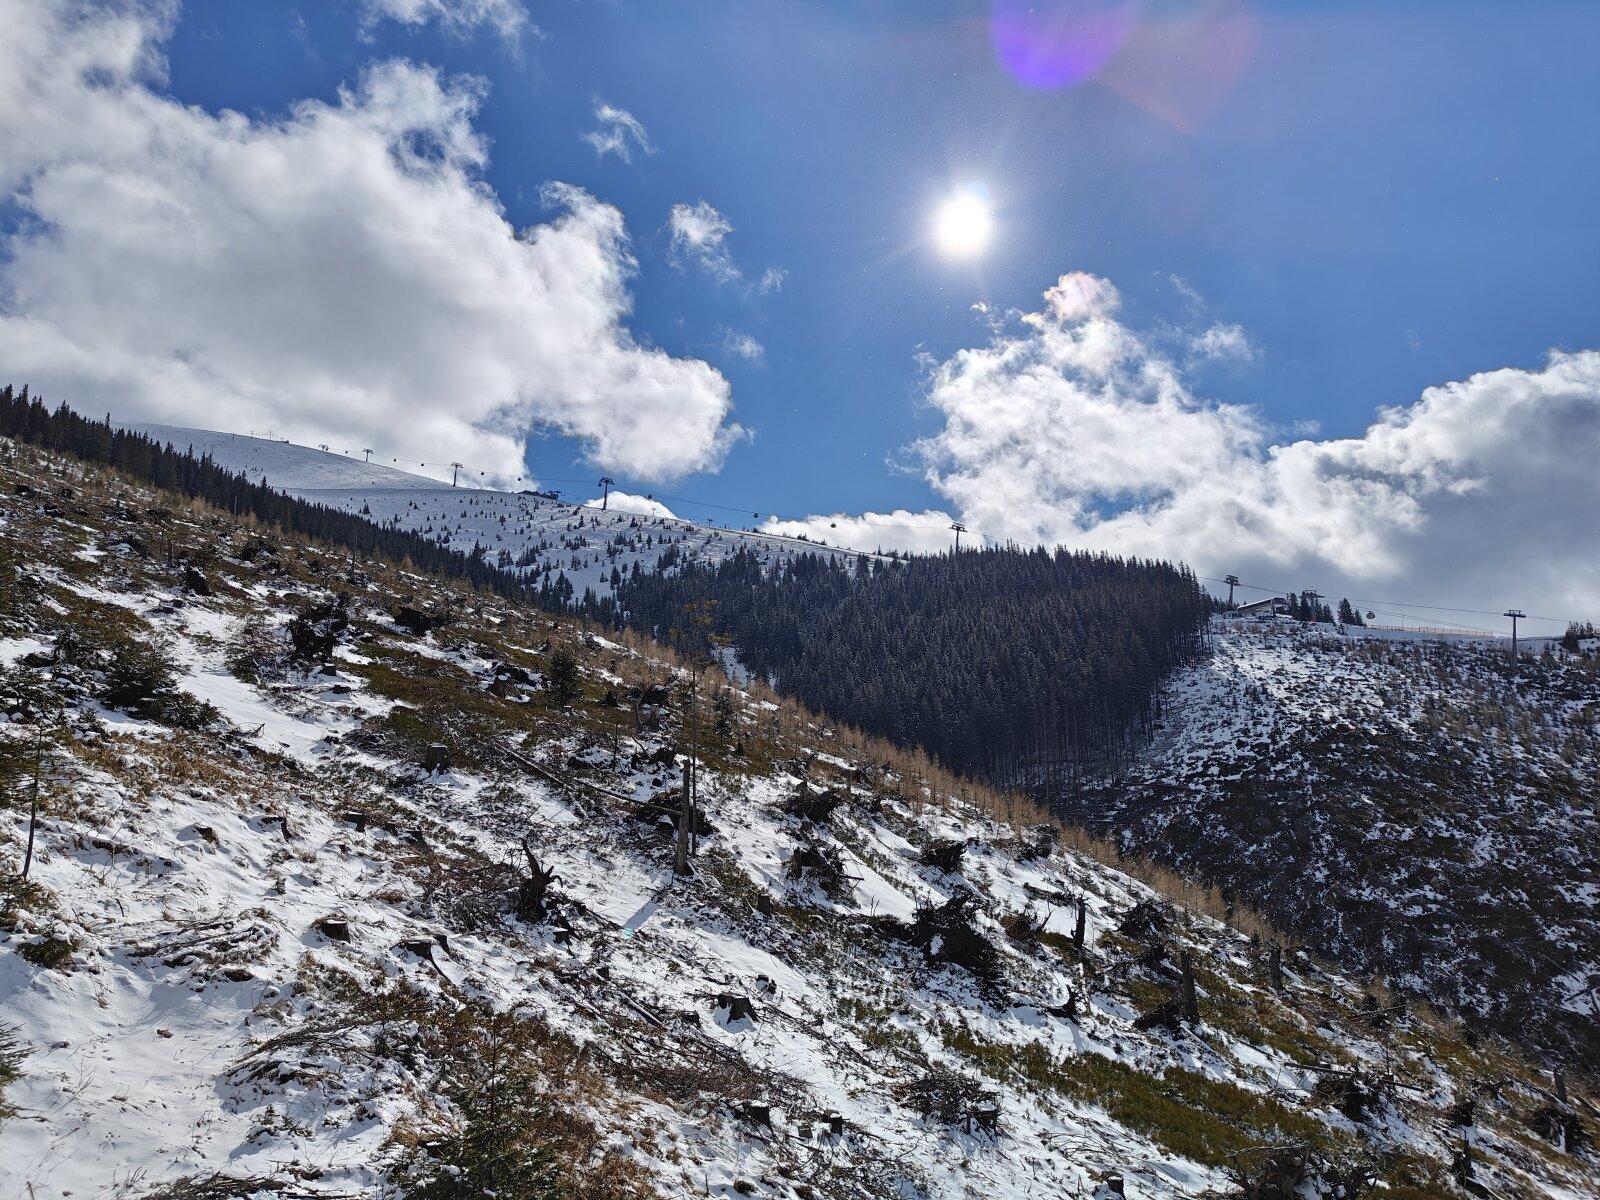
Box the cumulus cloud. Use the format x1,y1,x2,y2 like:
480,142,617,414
667,200,740,283
0,0,742,481
905,272,1600,617
760,510,960,557
357,0,530,41
584,491,675,520
582,102,654,163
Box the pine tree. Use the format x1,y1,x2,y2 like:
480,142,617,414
545,648,581,708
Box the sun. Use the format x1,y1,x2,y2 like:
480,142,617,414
932,189,994,259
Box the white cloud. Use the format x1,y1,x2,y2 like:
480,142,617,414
0,0,742,482
356,0,531,42
905,272,1600,617
760,510,960,557
1189,322,1257,363
584,491,675,520
1167,273,1205,311
667,200,740,283
582,102,654,163
721,330,764,363
758,266,787,294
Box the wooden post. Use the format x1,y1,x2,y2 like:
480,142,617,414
1073,897,1087,953
674,731,692,878
1268,940,1283,990
1180,950,1199,1023
1554,1065,1568,1105
21,727,43,880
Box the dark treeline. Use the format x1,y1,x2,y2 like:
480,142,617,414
0,387,532,600
583,546,1212,790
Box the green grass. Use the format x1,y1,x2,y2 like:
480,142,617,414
938,1022,1341,1168
18,936,77,970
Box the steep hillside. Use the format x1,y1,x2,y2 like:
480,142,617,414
2,439,1597,1199
1088,622,1600,1070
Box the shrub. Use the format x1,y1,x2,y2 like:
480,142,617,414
91,634,214,728
0,1021,26,1121
401,1006,566,1200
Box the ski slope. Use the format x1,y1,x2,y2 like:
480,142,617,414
128,423,874,602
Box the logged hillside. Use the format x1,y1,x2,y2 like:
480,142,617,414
1086,623,1600,1070
4,439,1597,1199
592,546,1212,784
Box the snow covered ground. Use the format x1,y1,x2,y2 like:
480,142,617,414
1098,617,1600,1068
127,423,879,604
3,438,1596,1199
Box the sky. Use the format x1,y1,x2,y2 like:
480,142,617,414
2,0,1598,630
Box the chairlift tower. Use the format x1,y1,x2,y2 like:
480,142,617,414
598,476,615,511
1503,609,1526,662
950,521,967,552
1224,574,1240,608
449,461,464,487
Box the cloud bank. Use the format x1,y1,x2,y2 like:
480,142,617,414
788,272,1600,619
0,0,741,481
761,509,959,557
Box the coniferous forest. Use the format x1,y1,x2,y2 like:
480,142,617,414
588,547,1213,789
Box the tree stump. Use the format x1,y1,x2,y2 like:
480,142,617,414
1179,950,1199,1023
921,839,966,873
423,744,451,773
714,994,757,1024
315,917,350,942
516,839,559,922
735,1100,772,1127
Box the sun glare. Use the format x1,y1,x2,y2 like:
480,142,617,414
932,190,994,260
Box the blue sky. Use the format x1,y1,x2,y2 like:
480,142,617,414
154,1,1600,518
3,0,1599,619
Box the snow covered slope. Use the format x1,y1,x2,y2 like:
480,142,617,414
2,438,1597,1199
1092,619,1600,1069
128,422,874,605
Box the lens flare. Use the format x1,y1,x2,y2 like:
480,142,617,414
990,0,1137,90
932,189,994,259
